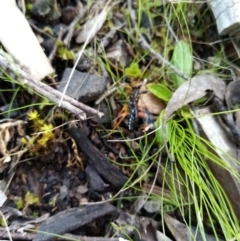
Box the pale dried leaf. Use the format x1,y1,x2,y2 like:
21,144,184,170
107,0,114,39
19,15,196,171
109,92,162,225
0,120,26,130
164,74,226,122
0,120,26,158
156,231,173,241
139,85,165,115
128,138,140,150
236,112,240,129
130,194,146,213
224,80,240,127
139,219,159,241
0,133,7,156
76,185,88,194
10,212,50,233
192,107,238,160
17,224,35,233
116,212,139,235
3,155,11,163
17,123,25,136
75,9,108,44
0,190,7,207
80,197,88,203
144,199,161,213
225,80,240,110
106,40,130,67
192,106,240,218
119,239,130,241
165,213,224,241
3,128,13,145
165,214,193,241
25,213,50,224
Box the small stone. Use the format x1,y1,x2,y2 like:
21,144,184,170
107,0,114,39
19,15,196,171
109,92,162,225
32,0,61,22
74,55,94,72
58,68,107,103
61,6,79,24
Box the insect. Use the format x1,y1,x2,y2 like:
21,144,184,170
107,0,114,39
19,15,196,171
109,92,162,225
112,85,140,131
113,82,154,132
102,60,155,133
128,87,140,130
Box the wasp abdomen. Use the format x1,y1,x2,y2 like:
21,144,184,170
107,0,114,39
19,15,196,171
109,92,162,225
128,87,140,131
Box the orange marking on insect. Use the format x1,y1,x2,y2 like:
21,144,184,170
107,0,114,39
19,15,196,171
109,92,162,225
110,59,155,132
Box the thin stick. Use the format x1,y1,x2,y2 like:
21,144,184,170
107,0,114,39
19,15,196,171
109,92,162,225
0,49,104,118
48,26,64,63
59,1,111,107
95,86,118,105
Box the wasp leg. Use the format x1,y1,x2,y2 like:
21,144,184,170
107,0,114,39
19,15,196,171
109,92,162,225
114,111,128,129
109,104,129,135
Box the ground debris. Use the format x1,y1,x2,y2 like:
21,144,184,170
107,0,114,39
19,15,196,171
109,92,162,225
58,68,108,103
164,214,224,241
0,119,26,164
68,126,128,189
33,203,116,241
164,74,226,122
86,163,108,192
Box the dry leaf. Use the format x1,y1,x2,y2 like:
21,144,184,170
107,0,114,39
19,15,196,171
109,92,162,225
143,199,161,213
138,219,159,241
164,213,224,241
3,155,11,163
156,231,173,241
192,106,240,219
164,74,226,122
0,120,26,164
106,40,131,67
0,190,7,207
225,80,240,109
225,80,240,127
139,85,165,115
76,9,108,44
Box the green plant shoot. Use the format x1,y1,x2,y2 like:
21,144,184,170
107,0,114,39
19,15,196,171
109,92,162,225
125,62,142,78
147,83,172,101
170,40,192,87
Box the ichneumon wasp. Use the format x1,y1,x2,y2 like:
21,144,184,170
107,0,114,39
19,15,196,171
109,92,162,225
113,79,155,132
128,86,140,130
111,59,157,132
96,60,156,133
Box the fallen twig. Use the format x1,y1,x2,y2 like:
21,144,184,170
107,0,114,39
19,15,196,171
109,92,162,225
33,203,116,241
0,49,104,119
95,86,118,105
0,229,35,240
48,26,65,63
68,126,128,189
